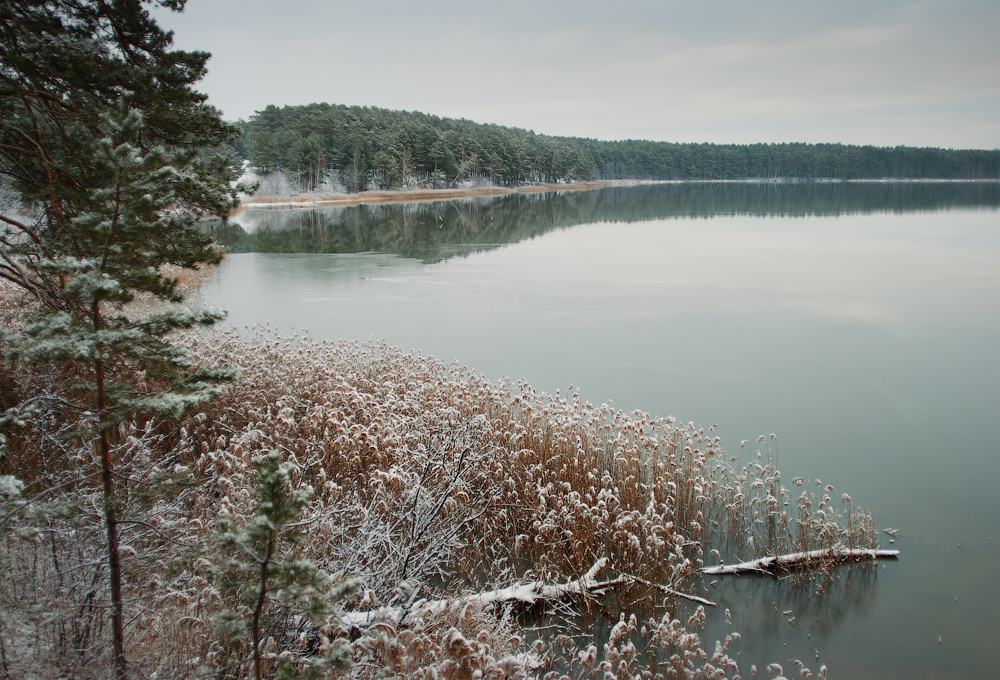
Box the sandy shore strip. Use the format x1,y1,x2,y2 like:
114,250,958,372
238,179,663,210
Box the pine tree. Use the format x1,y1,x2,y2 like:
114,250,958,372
0,2,241,677
214,451,357,680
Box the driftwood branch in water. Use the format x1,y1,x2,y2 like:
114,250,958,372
343,549,899,630
700,548,900,576
621,573,717,607
343,558,732,629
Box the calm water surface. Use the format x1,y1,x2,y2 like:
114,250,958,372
205,183,1000,678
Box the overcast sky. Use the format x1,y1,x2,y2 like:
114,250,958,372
153,0,1000,149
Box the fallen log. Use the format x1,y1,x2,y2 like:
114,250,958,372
700,548,900,576
343,558,619,628
343,558,732,629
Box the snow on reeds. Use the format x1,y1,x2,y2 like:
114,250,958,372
0,282,885,678
177,328,875,587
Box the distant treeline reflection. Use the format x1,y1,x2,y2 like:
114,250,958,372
213,182,1000,261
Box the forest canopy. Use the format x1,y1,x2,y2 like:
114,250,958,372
237,102,1000,192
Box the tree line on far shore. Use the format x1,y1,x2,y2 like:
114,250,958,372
236,102,1000,193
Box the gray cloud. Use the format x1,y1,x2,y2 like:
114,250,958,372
154,0,1000,148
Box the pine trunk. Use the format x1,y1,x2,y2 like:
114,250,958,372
252,537,274,680
95,329,126,679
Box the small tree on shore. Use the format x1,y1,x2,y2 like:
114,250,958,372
214,451,357,680
0,1,241,676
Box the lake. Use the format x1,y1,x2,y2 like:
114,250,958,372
204,182,1000,679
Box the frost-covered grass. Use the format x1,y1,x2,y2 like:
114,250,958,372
0,282,880,679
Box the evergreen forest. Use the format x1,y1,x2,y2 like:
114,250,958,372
238,103,1000,192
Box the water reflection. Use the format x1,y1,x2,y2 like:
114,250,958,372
707,565,883,668
212,181,1000,261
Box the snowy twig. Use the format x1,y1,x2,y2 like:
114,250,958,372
0,470,103,528
115,518,199,548
620,573,717,607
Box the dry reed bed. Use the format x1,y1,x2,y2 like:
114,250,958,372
174,328,876,586
0,285,879,678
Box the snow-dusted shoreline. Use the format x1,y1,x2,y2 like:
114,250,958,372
237,179,657,210
235,177,1000,211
